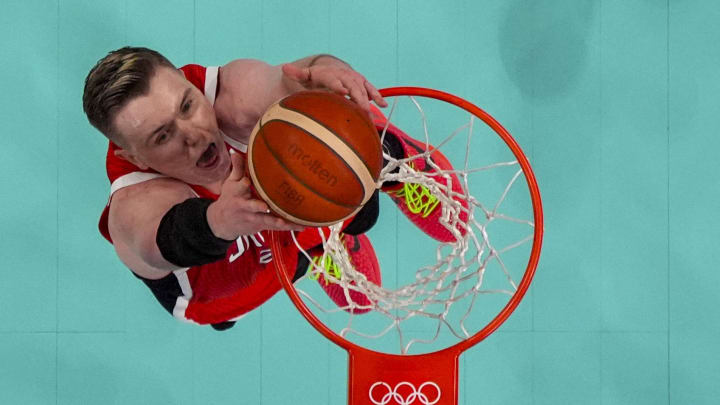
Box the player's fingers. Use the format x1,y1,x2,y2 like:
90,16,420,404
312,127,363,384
327,78,349,95
353,76,370,104
242,198,269,214
263,216,305,232
281,63,310,83
231,177,252,197
346,78,370,113
364,80,387,107
249,211,293,229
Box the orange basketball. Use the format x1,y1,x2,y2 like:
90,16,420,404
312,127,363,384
247,91,383,226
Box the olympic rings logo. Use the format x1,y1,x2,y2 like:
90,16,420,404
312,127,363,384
368,381,441,405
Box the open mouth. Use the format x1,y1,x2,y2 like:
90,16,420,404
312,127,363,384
197,143,219,169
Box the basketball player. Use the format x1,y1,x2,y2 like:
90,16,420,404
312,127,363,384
83,47,465,330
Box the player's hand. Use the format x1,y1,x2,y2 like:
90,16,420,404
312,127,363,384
206,151,305,240
281,63,388,114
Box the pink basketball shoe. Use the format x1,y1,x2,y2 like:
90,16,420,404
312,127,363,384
308,233,381,314
370,106,469,243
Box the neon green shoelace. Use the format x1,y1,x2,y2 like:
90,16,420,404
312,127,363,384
394,182,441,218
308,252,342,285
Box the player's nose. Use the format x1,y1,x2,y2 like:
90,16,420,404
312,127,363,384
179,121,201,146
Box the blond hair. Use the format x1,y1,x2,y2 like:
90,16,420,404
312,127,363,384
82,46,176,146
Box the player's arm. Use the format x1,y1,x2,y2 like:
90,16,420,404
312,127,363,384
213,55,387,141
109,153,303,279
108,177,199,279
280,54,387,112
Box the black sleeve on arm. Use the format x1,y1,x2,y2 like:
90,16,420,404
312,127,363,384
156,198,234,267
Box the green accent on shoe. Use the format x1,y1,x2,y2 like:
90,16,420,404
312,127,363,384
307,253,343,285
394,182,441,218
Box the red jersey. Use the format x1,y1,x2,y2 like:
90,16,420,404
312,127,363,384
99,64,288,325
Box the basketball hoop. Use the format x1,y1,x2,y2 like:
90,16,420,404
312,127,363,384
269,87,543,405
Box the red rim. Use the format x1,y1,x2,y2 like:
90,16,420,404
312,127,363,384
270,86,544,356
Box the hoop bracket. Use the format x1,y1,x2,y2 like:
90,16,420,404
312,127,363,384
350,347,461,405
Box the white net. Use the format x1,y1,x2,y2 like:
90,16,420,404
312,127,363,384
290,93,539,355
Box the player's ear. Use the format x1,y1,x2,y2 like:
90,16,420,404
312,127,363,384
114,148,149,170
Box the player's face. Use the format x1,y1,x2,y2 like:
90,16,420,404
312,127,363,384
113,66,231,186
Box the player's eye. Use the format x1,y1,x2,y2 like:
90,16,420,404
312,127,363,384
156,132,169,145
182,99,192,114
